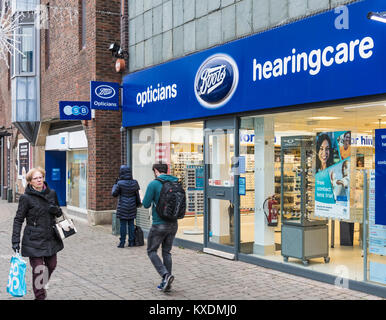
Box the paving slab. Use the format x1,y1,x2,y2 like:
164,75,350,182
0,200,383,301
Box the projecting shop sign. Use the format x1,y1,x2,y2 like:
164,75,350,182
59,101,91,120
90,81,120,111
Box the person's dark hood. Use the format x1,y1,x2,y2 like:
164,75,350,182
25,181,50,197
119,165,133,180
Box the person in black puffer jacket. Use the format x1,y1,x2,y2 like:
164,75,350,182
11,167,64,300
112,165,141,248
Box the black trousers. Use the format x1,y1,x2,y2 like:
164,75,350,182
29,254,57,300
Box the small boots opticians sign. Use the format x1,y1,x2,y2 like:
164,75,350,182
90,81,120,111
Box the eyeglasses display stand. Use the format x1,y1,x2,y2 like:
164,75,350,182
280,136,330,266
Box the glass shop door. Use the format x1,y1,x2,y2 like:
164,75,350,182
204,118,239,258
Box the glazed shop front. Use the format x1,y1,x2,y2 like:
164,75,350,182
122,0,386,296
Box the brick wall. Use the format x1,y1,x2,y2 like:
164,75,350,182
40,0,96,119
40,0,122,213
0,53,16,197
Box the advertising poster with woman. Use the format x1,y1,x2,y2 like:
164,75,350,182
314,131,351,220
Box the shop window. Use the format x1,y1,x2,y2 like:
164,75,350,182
67,150,88,210
170,123,204,243
132,126,162,231
239,102,386,285
132,122,204,244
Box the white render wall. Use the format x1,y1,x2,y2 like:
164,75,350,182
128,0,359,72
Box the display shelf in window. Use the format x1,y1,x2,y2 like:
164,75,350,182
170,149,203,216
280,135,329,266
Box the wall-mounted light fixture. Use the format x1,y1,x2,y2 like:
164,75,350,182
108,43,128,73
367,11,386,24
109,43,120,56
108,42,128,59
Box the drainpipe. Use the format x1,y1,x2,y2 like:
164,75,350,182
120,0,128,165
1,138,3,198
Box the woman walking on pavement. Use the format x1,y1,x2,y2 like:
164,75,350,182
112,165,141,248
11,167,64,300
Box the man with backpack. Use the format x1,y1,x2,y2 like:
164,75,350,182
142,163,186,292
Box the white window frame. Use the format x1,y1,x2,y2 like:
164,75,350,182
14,23,35,76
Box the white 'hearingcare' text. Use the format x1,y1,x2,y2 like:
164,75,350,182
253,36,374,81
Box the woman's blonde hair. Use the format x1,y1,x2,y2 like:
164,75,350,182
26,167,46,183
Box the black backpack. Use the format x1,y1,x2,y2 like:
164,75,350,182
134,225,144,246
155,178,186,222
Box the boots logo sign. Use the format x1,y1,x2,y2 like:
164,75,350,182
95,84,116,99
194,54,239,109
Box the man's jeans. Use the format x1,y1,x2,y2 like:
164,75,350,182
147,222,178,278
120,218,135,246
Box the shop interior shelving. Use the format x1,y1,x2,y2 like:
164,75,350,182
280,135,329,266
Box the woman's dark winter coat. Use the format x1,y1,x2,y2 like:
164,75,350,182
112,166,141,220
12,182,64,258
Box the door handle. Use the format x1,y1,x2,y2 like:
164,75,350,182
216,192,225,196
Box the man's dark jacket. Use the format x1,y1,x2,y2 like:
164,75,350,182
12,182,64,257
112,165,141,220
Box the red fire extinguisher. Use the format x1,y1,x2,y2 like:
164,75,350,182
263,195,278,227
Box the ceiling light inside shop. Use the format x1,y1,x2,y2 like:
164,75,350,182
313,128,333,132
308,116,341,120
344,103,386,110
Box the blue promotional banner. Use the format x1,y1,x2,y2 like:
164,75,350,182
59,101,91,120
375,129,386,225
315,131,351,220
122,0,386,128
90,81,120,110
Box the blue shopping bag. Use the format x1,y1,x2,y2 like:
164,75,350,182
6,253,27,297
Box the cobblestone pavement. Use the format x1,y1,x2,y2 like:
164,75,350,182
0,200,383,301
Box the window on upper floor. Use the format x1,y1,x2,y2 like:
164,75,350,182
19,25,34,73
11,0,37,14
79,0,86,49
11,14,35,76
11,76,38,122
45,3,50,69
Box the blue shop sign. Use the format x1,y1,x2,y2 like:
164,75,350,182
59,101,91,120
90,81,120,110
122,0,386,128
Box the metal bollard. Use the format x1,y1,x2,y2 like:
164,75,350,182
7,188,12,202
